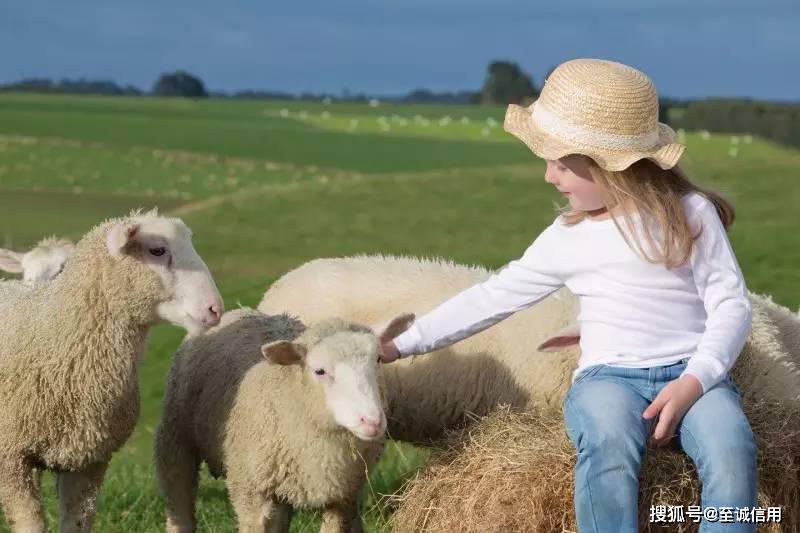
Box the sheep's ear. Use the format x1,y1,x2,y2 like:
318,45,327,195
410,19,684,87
377,313,415,344
106,223,140,258
0,249,24,273
261,340,307,366
537,324,581,352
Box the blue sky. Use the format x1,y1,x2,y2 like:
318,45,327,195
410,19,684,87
2,0,797,100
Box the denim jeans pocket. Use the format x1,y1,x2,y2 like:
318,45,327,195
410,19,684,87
564,365,605,411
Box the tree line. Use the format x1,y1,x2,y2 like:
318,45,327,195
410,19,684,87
1,65,798,149
668,99,800,151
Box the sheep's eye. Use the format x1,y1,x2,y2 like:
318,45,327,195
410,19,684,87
149,247,167,257
314,368,326,376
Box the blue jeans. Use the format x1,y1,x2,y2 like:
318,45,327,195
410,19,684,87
562,357,757,533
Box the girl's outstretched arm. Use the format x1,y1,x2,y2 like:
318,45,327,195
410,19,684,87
390,221,565,359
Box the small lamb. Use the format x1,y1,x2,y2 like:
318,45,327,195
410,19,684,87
155,308,414,533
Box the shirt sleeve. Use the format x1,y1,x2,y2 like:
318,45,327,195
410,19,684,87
680,198,752,394
392,222,565,357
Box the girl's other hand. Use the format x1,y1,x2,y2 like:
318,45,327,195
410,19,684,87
379,341,401,364
642,374,704,447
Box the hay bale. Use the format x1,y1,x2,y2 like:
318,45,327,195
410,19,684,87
389,401,800,533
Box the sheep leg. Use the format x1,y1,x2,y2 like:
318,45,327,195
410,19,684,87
266,501,293,533
56,461,109,533
155,434,199,533
0,456,45,533
319,499,362,533
229,488,283,533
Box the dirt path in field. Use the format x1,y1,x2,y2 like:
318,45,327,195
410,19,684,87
167,161,540,217
0,132,539,218
166,182,303,216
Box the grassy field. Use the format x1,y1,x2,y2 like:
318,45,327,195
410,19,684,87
0,93,798,532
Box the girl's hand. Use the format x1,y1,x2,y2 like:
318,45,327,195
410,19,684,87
642,374,704,447
379,341,401,364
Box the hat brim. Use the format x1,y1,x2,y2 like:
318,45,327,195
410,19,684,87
503,102,685,171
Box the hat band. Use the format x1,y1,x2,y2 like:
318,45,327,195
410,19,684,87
531,102,661,151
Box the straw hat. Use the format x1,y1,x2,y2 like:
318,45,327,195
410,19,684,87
504,58,685,171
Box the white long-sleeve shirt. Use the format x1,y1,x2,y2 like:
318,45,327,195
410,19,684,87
392,192,752,394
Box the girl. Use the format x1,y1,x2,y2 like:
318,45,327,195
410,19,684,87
381,58,756,532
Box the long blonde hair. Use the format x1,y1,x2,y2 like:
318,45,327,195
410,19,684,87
558,157,735,270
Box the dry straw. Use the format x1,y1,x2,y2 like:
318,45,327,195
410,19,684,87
389,401,800,533
504,58,685,171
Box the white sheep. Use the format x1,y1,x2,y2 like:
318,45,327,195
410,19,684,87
0,236,75,285
0,209,224,533
154,308,414,533
258,255,800,445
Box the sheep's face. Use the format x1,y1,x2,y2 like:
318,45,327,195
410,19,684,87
21,243,73,285
262,332,386,441
308,334,386,441
106,215,224,334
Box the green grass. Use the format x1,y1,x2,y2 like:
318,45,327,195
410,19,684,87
0,93,798,531
0,94,530,173
0,93,507,120
0,189,184,249
20,440,429,532
0,135,318,201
